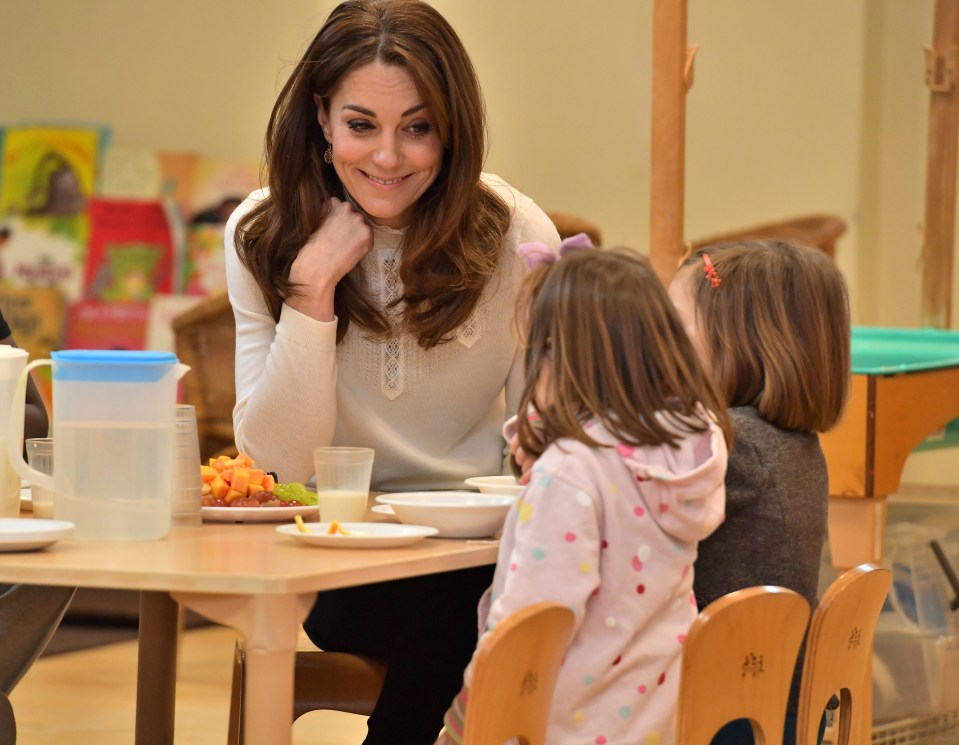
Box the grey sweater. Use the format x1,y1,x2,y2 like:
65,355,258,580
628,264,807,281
693,406,827,711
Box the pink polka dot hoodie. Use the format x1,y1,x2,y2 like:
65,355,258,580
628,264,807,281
438,414,727,745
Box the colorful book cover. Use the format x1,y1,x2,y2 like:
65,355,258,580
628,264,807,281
0,125,104,217
182,223,227,295
188,156,260,222
84,198,175,302
0,285,67,407
0,213,88,302
65,300,150,351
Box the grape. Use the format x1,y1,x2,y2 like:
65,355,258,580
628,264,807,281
272,482,318,505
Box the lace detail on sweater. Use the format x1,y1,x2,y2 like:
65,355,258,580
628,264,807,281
340,246,489,400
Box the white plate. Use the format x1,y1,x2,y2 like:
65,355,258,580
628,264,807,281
0,518,74,552
276,522,438,548
464,475,523,496
201,505,319,523
371,504,398,520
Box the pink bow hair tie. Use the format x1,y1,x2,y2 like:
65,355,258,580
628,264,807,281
518,232,594,270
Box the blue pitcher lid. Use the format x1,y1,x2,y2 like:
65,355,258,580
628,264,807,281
52,350,179,383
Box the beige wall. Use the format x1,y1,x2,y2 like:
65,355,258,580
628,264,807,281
2,1,955,482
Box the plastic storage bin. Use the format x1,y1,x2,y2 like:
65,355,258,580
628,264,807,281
872,515,959,723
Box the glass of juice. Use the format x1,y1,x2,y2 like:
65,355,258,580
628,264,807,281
312,447,374,523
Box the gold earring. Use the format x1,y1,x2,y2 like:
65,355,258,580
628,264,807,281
323,144,333,165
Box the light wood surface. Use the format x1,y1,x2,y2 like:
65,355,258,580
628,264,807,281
0,519,498,745
921,0,959,328
676,585,810,745
463,602,574,745
796,564,892,745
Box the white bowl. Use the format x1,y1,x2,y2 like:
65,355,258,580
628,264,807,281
464,475,523,496
375,491,516,538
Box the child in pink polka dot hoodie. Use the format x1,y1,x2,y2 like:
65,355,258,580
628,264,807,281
436,242,731,745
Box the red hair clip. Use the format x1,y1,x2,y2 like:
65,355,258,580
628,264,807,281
702,253,721,288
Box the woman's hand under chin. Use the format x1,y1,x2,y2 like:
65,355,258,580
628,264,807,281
287,197,373,321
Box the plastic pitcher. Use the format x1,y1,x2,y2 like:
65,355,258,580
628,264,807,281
8,350,189,540
0,346,28,517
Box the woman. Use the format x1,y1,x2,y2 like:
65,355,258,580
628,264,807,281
225,1,560,742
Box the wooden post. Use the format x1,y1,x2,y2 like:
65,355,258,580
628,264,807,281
921,0,959,328
650,0,693,286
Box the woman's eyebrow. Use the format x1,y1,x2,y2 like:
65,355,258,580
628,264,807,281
342,103,428,117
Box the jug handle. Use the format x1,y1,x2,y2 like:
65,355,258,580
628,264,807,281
8,360,55,491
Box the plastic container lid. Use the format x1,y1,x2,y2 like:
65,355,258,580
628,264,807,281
852,326,959,375
51,350,179,382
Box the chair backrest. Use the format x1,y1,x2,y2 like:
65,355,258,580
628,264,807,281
171,292,238,459
796,563,892,745
689,213,846,258
463,601,575,745
546,211,603,246
676,585,811,745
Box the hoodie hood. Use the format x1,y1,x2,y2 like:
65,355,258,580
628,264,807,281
611,416,727,543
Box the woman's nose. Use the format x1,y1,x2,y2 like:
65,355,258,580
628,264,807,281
372,135,401,169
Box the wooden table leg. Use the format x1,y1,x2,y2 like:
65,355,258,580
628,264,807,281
136,591,180,745
827,495,888,569
173,591,315,745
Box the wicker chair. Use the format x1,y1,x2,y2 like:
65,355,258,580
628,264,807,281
171,292,238,460
546,211,603,246
689,213,846,258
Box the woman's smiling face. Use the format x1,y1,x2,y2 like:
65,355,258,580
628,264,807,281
317,62,444,229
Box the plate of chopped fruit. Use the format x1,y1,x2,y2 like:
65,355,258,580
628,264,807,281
201,453,320,522
276,519,438,548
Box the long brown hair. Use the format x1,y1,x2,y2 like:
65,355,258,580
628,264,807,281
516,248,732,459
235,0,510,347
678,241,851,432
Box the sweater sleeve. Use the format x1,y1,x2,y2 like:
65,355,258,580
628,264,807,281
225,192,338,483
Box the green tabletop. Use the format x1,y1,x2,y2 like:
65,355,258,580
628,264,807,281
852,326,959,375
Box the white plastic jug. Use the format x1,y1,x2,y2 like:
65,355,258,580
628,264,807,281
8,350,189,540
0,346,28,517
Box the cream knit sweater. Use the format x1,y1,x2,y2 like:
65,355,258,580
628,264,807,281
225,174,560,489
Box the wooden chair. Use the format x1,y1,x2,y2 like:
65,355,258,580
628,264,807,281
795,563,892,745
689,213,846,259
676,586,811,745
460,601,574,745
171,292,238,460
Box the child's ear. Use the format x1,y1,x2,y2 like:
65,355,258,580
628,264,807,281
677,241,694,267
313,94,331,140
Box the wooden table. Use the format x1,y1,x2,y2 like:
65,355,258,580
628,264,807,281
0,519,498,745
821,363,959,569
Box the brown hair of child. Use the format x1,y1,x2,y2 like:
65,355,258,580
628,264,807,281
516,248,732,459
678,241,850,433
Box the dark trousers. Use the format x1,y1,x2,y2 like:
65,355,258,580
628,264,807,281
302,564,495,745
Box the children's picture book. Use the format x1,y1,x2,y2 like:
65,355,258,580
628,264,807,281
182,223,227,295
0,214,88,302
84,198,175,302
0,125,106,217
0,285,67,407
66,300,150,351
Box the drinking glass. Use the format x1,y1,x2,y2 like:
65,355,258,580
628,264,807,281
312,447,374,523
172,404,203,527
25,438,55,519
